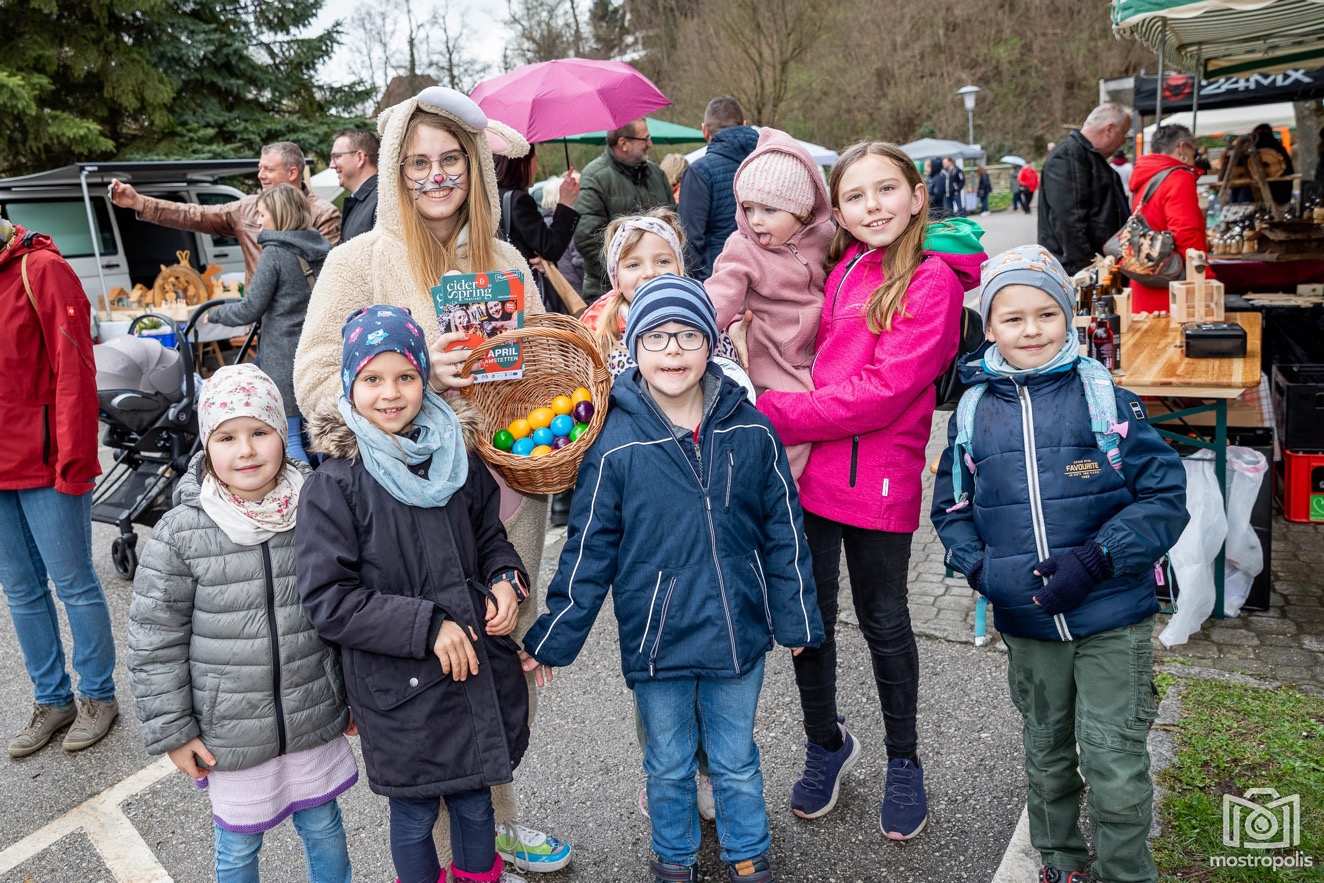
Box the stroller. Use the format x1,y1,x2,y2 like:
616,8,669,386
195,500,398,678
91,301,254,578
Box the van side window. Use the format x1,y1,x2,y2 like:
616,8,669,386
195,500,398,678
1,198,118,257
196,192,241,247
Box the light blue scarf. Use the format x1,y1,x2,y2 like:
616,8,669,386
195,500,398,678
945,338,1125,513
338,389,469,508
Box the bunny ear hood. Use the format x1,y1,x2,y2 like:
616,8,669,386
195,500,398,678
374,85,531,240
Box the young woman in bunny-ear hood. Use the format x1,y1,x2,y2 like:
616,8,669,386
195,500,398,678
293,86,572,874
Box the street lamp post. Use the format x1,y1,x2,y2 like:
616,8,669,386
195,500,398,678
957,84,981,147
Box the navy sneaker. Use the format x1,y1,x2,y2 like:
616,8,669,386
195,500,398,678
727,852,773,882
651,858,697,882
790,717,861,819
1039,868,1088,883
879,757,928,841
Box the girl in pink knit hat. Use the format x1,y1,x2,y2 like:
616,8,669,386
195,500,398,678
704,128,836,478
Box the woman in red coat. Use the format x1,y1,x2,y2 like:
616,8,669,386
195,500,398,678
0,220,119,759
1128,124,1211,314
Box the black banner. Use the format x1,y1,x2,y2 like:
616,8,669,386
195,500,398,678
1134,68,1324,115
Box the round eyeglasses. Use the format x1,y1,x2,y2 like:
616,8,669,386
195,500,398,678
639,329,707,352
401,151,468,182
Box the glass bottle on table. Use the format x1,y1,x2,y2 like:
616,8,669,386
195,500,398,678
1089,296,1117,371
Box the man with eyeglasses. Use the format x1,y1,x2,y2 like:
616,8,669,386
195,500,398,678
572,118,675,304
330,129,380,243
109,141,341,280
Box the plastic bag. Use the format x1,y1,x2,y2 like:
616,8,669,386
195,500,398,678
1222,446,1267,617
1159,451,1228,648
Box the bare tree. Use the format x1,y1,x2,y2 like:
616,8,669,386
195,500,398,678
504,0,578,65
424,1,492,91
345,6,401,98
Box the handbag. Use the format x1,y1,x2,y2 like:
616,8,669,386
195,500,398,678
1103,166,1186,287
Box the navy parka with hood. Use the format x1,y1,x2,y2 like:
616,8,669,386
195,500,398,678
679,125,760,280
931,358,1188,643
523,366,823,682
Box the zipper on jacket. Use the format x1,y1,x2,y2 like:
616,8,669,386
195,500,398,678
640,392,743,675
724,451,733,509
638,571,664,654
1016,385,1073,641
41,405,52,464
750,553,774,633
260,542,288,754
648,578,679,676
848,435,860,487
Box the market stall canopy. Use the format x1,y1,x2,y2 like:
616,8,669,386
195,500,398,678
1112,0,1324,77
899,138,986,163
1134,66,1324,113
684,131,839,166
564,117,704,145
1142,100,1297,139
309,166,342,202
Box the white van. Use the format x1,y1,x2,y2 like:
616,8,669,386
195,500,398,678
0,160,268,307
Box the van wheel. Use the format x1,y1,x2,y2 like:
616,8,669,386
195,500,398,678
111,536,138,580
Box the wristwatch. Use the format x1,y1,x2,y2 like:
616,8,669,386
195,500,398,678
489,568,527,602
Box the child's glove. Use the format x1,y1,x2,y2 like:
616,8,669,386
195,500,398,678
964,560,984,594
1033,544,1111,616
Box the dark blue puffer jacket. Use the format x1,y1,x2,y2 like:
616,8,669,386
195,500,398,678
679,125,760,280
523,365,823,683
931,358,1188,642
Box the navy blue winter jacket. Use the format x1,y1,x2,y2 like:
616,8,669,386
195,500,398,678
679,126,760,280
931,359,1188,642
523,365,823,683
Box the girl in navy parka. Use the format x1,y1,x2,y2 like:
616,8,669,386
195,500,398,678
522,276,822,883
931,245,1188,883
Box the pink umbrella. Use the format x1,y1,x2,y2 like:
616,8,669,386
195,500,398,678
470,58,670,164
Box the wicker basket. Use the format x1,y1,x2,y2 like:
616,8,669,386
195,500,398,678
460,313,611,494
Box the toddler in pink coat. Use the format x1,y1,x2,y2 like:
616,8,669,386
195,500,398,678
705,128,835,477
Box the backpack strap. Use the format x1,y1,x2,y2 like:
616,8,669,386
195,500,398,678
945,381,988,512
296,255,316,290
500,190,515,243
1136,165,1180,210
1076,357,1125,473
19,253,37,313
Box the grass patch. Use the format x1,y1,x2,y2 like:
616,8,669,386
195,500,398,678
989,191,1013,212
1154,678,1324,881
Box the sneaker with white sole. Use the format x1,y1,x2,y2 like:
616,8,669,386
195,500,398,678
638,775,717,822
495,821,572,873
7,702,76,758
790,717,860,819
62,697,118,753
879,757,928,841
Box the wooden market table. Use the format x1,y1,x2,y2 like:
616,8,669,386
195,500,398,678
1116,311,1263,619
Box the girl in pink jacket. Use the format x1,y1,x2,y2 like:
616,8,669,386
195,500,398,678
756,141,985,841
705,128,835,477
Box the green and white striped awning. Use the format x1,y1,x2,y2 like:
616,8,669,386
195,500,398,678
1112,0,1324,77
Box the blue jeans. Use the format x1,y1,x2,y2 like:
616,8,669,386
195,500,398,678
213,798,351,883
286,416,309,464
634,657,770,866
0,488,115,705
389,788,495,881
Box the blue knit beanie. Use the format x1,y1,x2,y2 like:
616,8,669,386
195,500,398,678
340,304,431,399
624,274,719,358
978,245,1075,327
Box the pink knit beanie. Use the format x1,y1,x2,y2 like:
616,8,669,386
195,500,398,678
736,151,816,219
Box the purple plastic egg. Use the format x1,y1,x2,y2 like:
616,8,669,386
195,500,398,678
551,436,571,450
572,400,595,424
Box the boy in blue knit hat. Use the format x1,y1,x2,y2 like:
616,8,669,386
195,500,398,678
522,275,824,883
931,245,1189,883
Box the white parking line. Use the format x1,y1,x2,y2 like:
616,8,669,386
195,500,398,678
0,756,176,881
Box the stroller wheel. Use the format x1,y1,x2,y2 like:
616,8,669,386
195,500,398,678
111,536,138,580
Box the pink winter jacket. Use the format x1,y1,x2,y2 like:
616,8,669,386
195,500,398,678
758,242,985,532
705,129,835,400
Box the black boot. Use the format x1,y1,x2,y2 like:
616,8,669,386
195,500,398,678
651,858,697,882
549,489,573,527
727,853,773,882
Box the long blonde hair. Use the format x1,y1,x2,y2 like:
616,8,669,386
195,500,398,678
826,141,929,333
593,207,686,353
256,183,311,231
397,111,499,296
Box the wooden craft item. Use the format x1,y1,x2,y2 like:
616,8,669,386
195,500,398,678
1169,249,1224,324
151,250,209,306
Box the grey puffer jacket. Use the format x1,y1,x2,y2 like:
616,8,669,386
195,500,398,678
208,229,331,417
127,454,348,771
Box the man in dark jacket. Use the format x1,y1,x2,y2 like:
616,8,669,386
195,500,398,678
944,157,966,216
1038,103,1133,274
678,97,760,280
0,221,119,758
572,118,675,303
330,128,380,243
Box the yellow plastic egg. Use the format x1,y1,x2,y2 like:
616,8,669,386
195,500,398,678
550,395,573,416
507,418,532,440
571,386,593,404
528,407,554,430
530,444,553,458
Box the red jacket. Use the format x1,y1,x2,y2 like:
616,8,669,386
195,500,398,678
1128,154,1209,313
1017,165,1039,192
0,226,101,494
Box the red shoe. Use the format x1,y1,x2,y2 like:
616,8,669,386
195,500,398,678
1039,867,1088,883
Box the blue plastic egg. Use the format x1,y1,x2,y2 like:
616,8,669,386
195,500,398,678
532,427,554,447
550,414,574,437
511,436,536,457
